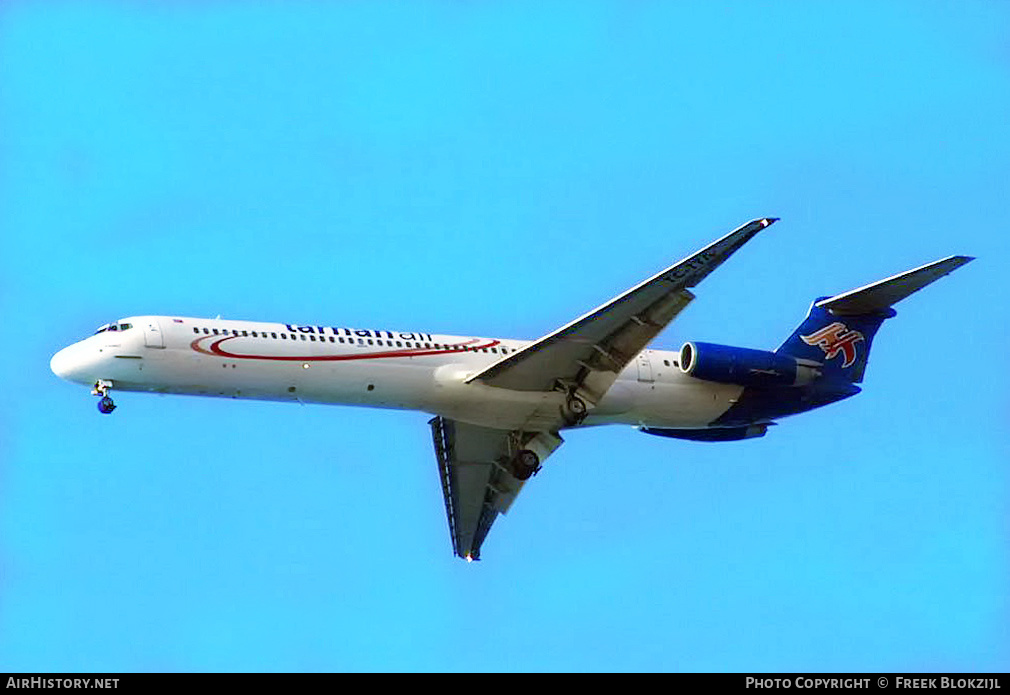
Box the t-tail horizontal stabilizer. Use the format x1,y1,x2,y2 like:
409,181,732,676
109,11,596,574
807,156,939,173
816,255,975,315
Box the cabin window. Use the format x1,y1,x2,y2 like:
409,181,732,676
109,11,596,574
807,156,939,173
338,337,345,343
367,339,373,345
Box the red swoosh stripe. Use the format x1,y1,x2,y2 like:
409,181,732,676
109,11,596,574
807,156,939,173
190,335,501,362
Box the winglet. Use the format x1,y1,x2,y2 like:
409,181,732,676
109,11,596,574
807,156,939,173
816,255,974,315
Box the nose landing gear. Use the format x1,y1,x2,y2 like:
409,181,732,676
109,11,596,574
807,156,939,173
91,380,116,414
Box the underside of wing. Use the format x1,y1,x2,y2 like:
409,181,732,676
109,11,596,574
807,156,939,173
429,416,562,560
467,218,777,406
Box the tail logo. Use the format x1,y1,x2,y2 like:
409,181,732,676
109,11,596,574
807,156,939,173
800,322,864,368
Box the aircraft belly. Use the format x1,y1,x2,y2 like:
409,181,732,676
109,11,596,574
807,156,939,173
120,348,442,410
427,363,562,430
304,360,431,409
432,396,562,431
588,378,742,429
117,350,297,400
643,380,743,428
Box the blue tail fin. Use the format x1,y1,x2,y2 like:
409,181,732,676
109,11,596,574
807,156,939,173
776,302,893,383
776,255,973,384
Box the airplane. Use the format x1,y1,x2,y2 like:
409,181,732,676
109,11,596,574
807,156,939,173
50,218,972,560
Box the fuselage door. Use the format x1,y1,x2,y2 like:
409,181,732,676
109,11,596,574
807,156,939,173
143,318,165,348
636,350,654,383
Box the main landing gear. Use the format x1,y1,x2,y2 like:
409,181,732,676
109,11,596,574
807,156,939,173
502,431,564,482
508,449,541,481
560,392,589,427
565,394,587,422
91,380,116,414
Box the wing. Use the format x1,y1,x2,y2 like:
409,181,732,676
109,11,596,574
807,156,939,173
467,218,777,404
430,416,562,560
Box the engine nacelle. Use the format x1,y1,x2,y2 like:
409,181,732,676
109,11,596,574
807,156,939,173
640,424,769,442
680,341,818,388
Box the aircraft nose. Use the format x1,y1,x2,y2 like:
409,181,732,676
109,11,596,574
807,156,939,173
50,343,92,384
50,346,75,379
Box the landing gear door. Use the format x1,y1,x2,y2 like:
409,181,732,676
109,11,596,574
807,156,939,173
143,318,165,348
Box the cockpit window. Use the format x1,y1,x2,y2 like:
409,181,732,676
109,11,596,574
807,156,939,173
93,322,133,335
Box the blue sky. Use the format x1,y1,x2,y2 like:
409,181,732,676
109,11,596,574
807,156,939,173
2,1,1007,672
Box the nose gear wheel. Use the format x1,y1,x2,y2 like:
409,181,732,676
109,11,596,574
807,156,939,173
91,380,116,415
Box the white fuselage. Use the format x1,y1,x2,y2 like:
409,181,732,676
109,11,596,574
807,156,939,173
50,316,742,430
